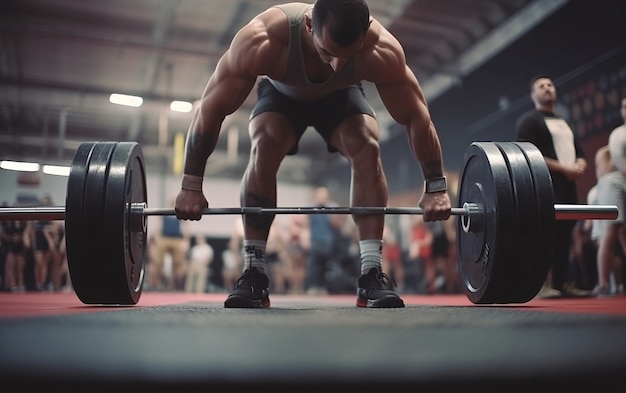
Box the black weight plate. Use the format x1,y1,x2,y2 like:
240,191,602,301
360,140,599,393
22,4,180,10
65,142,100,303
493,142,541,303
103,142,147,305
65,142,96,300
514,141,555,300
456,142,516,304
67,142,118,304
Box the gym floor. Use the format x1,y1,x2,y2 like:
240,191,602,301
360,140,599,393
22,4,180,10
1,292,625,390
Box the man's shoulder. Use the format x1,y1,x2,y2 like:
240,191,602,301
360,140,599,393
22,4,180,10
609,125,626,153
609,125,626,144
259,6,294,51
519,108,541,118
228,7,289,74
516,109,540,127
356,20,405,82
610,124,626,135
270,2,312,15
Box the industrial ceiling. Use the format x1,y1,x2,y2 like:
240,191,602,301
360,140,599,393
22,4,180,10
0,0,567,183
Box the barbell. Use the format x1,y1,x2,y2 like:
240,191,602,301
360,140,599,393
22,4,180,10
0,141,618,305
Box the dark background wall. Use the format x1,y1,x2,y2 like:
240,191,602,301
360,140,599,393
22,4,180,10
359,0,626,205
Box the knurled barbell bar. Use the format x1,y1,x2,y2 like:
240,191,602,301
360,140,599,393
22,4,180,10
0,141,618,306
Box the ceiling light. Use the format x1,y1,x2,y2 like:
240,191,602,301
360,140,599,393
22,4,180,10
109,93,143,107
1,160,40,172
43,165,71,176
170,100,193,113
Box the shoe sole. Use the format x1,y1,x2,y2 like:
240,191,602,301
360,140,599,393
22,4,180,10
357,295,405,308
562,292,594,298
538,293,562,299
224,295,270,308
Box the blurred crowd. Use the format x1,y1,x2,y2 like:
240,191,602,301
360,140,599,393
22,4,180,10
139,186,463,296
0,194,70,293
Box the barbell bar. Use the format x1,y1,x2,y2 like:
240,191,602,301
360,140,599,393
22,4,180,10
0,204,618,222
0,140,619,306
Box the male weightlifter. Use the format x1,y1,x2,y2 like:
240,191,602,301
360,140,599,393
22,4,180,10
175,0,452,308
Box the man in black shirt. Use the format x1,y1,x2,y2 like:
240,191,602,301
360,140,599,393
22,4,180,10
516,74,592,298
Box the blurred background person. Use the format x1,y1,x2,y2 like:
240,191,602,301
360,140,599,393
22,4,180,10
408,214,434,294
185,233,214,293
305,186,337,295
382,221,404,293
31,194,62,291
283,215,310,294
1,211,29,292
516,75,590,298
591,94,626,296
222,216,245,291
587,145,624,296
47,217,66,292
153,199,190,291
265,222,289,294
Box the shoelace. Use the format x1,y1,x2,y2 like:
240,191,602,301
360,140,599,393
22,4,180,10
235,269,265,294
235,270,253,289
371,271,398,290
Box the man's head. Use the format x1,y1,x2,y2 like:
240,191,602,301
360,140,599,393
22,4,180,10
312,0,370,46
530,74,556,109
309,0,371,71
313,186,330,206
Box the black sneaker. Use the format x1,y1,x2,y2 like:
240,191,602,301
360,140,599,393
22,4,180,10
356,268,405,308
224,268,270,308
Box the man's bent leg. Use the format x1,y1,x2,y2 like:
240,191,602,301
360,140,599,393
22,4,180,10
224,113,295,308
332,115,404,308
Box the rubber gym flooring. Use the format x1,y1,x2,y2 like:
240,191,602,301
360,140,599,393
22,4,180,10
1,291,625,390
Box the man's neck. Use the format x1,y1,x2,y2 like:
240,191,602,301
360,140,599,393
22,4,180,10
536,103,555,113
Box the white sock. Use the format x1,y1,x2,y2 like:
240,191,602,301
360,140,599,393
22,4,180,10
243,240,266,274
359,239,383,275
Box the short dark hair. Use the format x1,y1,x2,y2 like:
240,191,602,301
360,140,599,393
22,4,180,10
312,0,370,47
530,74,551,91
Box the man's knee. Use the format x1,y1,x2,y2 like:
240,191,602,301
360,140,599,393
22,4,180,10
348,139,382,172
334,120,381,163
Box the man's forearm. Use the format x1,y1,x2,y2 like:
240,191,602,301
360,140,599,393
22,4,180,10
183,131,214,177
408,121,445,180
182,107,222,178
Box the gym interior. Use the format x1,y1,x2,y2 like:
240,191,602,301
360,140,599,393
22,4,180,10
1,0,626,389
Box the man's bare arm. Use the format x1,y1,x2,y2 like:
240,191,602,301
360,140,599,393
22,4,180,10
183,59,256,177
360,21,445,180
375,64,445,180
183,16,279,178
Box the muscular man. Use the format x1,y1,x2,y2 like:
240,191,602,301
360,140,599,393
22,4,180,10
175,0,452,308
516,75,591,298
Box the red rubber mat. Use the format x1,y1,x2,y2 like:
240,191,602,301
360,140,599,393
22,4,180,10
1,291,625,319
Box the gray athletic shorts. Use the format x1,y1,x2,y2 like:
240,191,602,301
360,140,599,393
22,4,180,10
591,171,626,240
250,77,376,155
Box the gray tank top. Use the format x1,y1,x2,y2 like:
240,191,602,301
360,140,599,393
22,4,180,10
268,3,360,101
